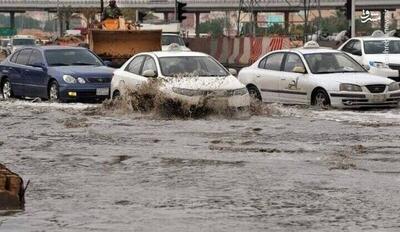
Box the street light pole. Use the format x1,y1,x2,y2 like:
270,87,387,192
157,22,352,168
57,0,61,37
351,0,355,37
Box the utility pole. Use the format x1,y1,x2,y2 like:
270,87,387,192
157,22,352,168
237,0,259,36
317,0,321,38
351,0,355,37
303,0,308,42
57,0,62,37
175,0,178,21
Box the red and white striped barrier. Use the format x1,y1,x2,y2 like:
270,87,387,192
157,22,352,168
188,36,290,66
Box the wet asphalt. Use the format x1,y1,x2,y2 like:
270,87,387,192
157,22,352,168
0,100,400,231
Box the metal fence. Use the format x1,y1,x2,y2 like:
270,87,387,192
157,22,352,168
0,0,398,9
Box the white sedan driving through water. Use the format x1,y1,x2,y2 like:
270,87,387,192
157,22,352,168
110,50,250,110
238,42,400,108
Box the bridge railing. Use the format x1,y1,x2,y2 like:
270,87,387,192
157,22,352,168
0,0,396,9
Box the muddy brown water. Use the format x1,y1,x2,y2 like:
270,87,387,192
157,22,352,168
1,100,400,231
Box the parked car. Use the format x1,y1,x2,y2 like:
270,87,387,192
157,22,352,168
238,41,400,108
161,34,190,51
111,49,250,110
7,35,37,55
0,46,114,102
338,36,400,81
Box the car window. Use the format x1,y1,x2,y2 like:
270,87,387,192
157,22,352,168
12,39,35,46
364,40,400,54
264,53,284,71
161,35,185,46
16,49,32,65
10,51,20,63
352,40,361,53
45,49,103,66
141,56,157,75
126,56,145,75
158,56,229,77
258,57,267,69
27,50,44,66
284,53,305,72
341,40,355,53
304,53,365,74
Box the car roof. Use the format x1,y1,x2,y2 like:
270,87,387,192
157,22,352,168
33,46,87,51
148,51,209,58
351,36,400,41
277,48,342,55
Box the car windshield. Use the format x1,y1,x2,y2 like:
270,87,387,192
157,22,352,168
45,49,103,67
159,56,229,77
1,40,9,47
304,53,365,74
12,39,35,46
364,40,400,54
162,35,185,46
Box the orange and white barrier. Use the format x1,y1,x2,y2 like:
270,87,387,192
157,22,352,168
188,36,290,66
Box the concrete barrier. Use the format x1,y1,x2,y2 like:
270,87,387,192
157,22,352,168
188,36,290,66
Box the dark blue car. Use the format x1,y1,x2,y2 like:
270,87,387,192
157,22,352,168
0,46,114,102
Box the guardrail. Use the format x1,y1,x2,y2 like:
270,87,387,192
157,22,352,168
0,0,399,10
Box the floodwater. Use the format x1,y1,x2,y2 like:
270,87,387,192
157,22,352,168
1,99,400,231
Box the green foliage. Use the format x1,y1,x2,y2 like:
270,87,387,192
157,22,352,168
198,18,225,37
316,10,348,34
0,14,41,29
120,9,137,21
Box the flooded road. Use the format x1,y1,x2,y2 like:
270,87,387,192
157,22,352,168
1,100,400,231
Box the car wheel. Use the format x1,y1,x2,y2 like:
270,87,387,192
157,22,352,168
48,81,60,102
1,79,13,100
112,90,121,99
247,85,262,101
313,89,330,109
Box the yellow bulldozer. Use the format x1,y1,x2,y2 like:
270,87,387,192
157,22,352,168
88,18,162,67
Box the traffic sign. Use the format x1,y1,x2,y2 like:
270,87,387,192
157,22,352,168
0,28,17,37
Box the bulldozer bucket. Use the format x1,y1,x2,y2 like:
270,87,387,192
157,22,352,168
89,29,162,63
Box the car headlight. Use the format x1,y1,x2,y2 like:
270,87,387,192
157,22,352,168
232,88,248,96
339,83,362,92
369,61,388,69
63,75,77,84
172,87,202,96
389,82,400,91
77,77,86,84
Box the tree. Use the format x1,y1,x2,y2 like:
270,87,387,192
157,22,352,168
198,18,225,37
314,10,347,35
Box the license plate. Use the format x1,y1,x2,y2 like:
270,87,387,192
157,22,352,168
205,97,228,106
96,88,109,96
371,94,385,103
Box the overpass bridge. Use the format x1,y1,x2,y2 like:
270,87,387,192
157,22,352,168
0,0,400,13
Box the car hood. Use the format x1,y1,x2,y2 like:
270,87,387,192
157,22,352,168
363,54,400,64
313,72,394,86
48,65,115,77
161,75,244,90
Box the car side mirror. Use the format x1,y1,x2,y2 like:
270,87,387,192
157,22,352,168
143,69,157,78
362,64,370,71
185,41,189,47
352,50,362,56
7,43,11,48
228,68,237,76
292,66,306,74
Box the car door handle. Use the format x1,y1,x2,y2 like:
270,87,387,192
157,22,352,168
256,75,261,78
281,78,286,80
